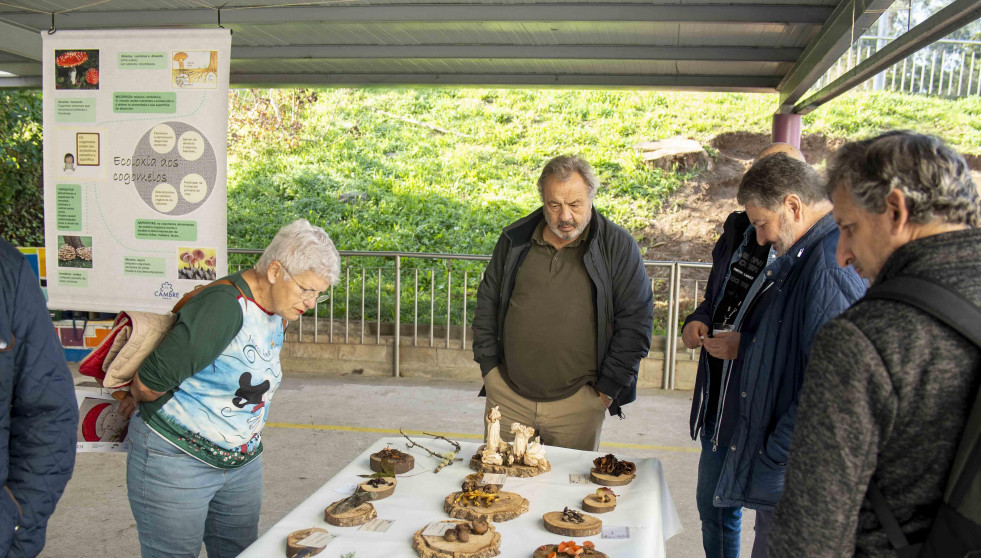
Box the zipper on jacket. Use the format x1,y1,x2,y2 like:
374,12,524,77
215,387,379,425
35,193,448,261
710,280,775,450
711,358,733,451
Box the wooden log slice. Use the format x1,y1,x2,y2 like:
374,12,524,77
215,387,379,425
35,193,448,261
286,527,329,558
581,493,617,514
469,446,551,478
532,544,608,558
412,520,501,558
443,490,529,522
370,451,415,474
543,511,602,537
323,501,377,527
357,477,397,500
589,467,635,486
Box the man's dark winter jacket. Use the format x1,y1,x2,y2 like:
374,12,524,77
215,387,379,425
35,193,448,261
713,213,866,511
770,228,981,557
472,207,654,416
0,239,78,557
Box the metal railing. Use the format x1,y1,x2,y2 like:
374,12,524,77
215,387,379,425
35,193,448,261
813,37,981,98
230,249,711,388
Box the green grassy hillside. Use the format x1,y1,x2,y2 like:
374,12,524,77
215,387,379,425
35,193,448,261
227,89,980,256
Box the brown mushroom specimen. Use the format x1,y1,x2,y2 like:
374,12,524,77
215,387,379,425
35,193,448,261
56,51,88,85
173,52,188,70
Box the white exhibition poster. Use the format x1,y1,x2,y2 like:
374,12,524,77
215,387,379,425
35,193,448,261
42,29,231,313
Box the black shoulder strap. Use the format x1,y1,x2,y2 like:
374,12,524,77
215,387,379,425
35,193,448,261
862,275,981,554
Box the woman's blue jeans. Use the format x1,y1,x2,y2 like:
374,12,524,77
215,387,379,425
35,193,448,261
127,414,263,558
697,423,742,558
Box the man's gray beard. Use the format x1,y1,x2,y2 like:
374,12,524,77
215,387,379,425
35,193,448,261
546,213,591,241
773,212,797,256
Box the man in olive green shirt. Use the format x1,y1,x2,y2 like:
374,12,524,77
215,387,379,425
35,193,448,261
473,155,654,451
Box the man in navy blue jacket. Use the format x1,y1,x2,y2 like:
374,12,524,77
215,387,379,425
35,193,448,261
0,239,78,557
689,153,866,557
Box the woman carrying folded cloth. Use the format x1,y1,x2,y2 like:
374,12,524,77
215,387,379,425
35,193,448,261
121,219,340,558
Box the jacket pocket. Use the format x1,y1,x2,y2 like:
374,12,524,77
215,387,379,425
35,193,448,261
2,485,22,532
746,449,786,503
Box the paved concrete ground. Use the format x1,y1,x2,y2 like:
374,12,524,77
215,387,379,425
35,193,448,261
42,372,758,557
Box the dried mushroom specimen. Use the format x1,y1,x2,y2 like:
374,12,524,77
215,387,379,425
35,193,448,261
561,507,585,524
592,454,636,476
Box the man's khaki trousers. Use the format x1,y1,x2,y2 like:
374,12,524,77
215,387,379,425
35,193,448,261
483,367,607,451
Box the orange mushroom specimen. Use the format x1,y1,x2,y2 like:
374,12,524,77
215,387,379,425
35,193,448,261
85,68,99,85
56,51,88,85
173,52,188,70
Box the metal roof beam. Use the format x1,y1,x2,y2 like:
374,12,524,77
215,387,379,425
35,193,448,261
227,72,780,90
794,0,981,114
776,0,893,113
0,75,39,88
0,4,833,28
0,19,41,61
233,45,803,63
0,71,779,91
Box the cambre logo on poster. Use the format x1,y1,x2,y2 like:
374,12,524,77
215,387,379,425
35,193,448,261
154,282,180,300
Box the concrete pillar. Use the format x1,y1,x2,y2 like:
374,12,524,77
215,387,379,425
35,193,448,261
772,113,802,148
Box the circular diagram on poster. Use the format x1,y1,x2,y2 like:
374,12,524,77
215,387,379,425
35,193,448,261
132,121,217,215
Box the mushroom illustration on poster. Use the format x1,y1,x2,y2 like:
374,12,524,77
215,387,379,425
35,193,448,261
75,390,131,452
42,30,230,314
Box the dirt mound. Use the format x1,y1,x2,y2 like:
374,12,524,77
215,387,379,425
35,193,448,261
640,132,851,262
640,132,981,263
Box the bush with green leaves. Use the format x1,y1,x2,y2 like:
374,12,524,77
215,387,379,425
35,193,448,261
0,91,43,246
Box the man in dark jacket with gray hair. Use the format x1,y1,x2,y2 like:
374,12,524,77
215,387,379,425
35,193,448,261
769,131,981,556
0,238,78,557
472,155,653,451
710,153,866,557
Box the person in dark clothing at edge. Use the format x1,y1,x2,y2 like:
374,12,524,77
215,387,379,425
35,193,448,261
0,239,78,558
682,143,802,557
472,155,654,451
690,149,867,557
769,132,981,557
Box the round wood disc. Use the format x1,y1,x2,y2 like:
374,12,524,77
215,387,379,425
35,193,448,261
589,467,635,486
469,446,550,478
370,451,415,474
443,490,529,522
323,501,377,527
581,494,617,514
543,511,602,537
412,520,501,558
357,477,397,500
533,544,608,558
286,527,329,558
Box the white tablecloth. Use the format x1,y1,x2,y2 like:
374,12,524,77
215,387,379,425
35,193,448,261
239,437,682,557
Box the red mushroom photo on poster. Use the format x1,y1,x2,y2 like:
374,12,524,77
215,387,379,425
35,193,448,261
55,49,100,90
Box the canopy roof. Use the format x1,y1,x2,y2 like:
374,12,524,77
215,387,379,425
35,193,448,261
0,0,913,112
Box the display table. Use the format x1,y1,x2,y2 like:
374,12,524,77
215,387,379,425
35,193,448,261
239,437,682,557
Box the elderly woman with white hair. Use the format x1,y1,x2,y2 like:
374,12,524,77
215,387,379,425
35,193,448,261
124,219,340,558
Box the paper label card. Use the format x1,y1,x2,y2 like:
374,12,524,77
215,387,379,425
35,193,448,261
569,473,591,485
359,518,394,533
481,473,507,485
602,526,630,539
295,531,336,547
422,521,458,537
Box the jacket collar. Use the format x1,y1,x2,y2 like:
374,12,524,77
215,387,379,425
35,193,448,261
876,228,981,284
783,212,836,262
504,206,603,248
